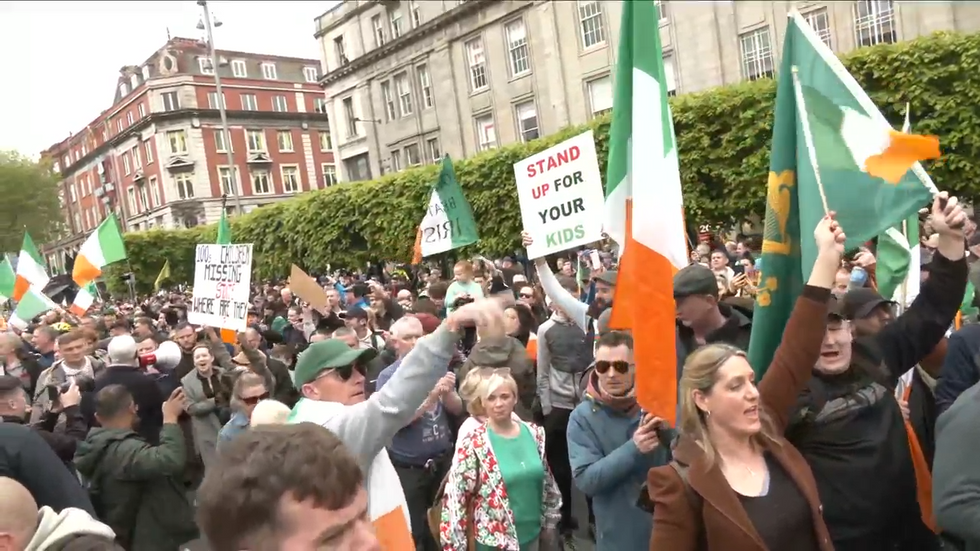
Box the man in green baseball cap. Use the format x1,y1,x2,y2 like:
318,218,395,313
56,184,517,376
292,338,379,405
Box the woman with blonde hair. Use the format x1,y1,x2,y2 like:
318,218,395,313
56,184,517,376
646,214,845,551
441,368,561,550
216,371,270,450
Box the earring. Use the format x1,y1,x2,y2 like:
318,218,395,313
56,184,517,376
705,410,711,417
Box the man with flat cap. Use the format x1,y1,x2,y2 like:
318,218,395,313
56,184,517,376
673,263,753,370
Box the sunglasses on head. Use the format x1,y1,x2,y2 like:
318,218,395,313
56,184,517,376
242,392,270,406
595,360,631,375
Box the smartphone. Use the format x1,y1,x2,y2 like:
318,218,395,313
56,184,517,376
849,266,868,289
731,264,746,277
590,250,601,270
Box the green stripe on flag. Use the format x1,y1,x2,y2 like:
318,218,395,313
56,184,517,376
98,213,128,265
13,287,56,321
217,209,232,245
417,156,478,258
0,258,14,300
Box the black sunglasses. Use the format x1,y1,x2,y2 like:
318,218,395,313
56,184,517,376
334,362,367,382
595,360,631,375
242,392,270,405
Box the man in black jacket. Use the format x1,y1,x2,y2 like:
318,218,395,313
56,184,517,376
85,335,166,444
786,194,967,551
0,422,95,514
0,375,87,466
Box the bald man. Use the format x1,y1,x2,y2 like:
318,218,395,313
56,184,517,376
0,476,117,550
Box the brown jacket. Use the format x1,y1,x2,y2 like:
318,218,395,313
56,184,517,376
647,286,835,551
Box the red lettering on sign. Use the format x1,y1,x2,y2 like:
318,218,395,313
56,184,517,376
526,145,581,178
214,282,236,301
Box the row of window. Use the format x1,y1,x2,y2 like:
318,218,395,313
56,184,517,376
740,2,896,82
390,137,441,172
170,164,338,202
369,0,424,50
379,64,433,123
197,57,320,83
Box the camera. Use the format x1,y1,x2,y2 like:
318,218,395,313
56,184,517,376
452,295,476,310
46,377,96,401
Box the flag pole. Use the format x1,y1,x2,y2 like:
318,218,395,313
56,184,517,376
791,66,831,216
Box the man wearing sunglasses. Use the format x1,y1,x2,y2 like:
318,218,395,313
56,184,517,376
287,298,506,551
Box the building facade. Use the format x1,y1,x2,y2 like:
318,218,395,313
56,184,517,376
314,0,980,183
41,37,336,271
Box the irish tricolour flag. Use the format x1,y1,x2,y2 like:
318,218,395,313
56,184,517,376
13,232,49,302
72,213,127,287
411,156,479,263
603,0,687,425
70,282,98,317
9,287,58,330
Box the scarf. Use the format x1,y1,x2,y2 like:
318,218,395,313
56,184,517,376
585,370,640,416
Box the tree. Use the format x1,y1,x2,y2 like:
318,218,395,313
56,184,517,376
0,151,63,254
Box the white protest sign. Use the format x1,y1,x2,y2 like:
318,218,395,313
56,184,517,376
187,244,253,331
513,130,604,259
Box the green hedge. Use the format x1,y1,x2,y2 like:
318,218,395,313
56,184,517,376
110,31,980,293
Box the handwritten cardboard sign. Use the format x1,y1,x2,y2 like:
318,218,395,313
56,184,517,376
289,264,329,315
188,244,253,332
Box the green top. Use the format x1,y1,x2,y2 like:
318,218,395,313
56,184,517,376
478,423,544,550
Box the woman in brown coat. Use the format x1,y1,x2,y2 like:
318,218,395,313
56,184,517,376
647,214,845,551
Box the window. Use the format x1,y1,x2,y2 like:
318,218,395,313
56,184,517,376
131,146,141,169
390,8,404,39
277,130,294,152
130,73,139,90
218,167,240,196
281,166,300,193
215,129,230,152
322,163,338,187
251,170,272,195
578,0,605,49
505,20,531,77
405,144,421,166
803,8,833,48
69,183,77,203
343,98,358,138
427,137,441,163
128,188,138,214
241,93,258,111
231,59,247,77
123,154,131,175
394,73,413,116
739,27,774,81
126,111,134,126
175,173,194,199
334,36,349,66
313,97,328,114
515,101,539,142
149,177,160,207
319,131,332,151
167,130,187,155
143,140,154,163
273,95,289,112
466,39,488,91
119,83,129,97
261,62,278,80
141,65,150,80
246,129,266,152
372,15,386,48
663,54,677,97
390,150,403,172
475,114,497,151
198,57,214,75
381,81,397,121
417,65,433,109
854,0,896,47
655,0,667,23
207,91,226,109
162,91,180,111
587,76,613,116
303,66,319,83
137,103,145,118
116,119,123,133
138,185,149,211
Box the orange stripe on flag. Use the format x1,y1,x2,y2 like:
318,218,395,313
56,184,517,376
902,385,938,533
865,130,940,185
73,255,101,286
12,275,30,302
220,328,237,345
411,227,423,265
608,199,679,426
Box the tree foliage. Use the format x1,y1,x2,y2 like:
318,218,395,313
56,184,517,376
111,31,980,291
0,151,64,254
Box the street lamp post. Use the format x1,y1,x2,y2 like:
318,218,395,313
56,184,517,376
198,0,243,215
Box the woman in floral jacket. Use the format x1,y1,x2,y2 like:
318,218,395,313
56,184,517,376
440,368,561,551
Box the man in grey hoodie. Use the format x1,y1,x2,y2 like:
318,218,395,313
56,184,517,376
0,476,118,550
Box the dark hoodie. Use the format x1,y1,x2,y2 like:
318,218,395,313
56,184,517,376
674,301,753,378
459,335,536,421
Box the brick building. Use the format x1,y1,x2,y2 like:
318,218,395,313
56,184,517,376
40,37,335,271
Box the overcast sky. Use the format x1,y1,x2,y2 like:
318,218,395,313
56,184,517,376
0,1,340,158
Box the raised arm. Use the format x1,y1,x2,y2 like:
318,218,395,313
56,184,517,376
758,214,843,432
523,232,589,331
